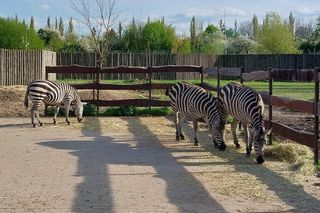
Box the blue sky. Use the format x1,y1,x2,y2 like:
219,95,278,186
1,0,320,35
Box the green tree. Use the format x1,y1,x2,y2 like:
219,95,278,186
288,11,295,35
29,16,35,31
252,14,259,39
255,12,299,53
0,17,44,49
37,28,63,51
172,37,191,54
190,16,197,51
65,18,77,42
121,17,142,51
58,17,64,37
140,19,176,51
46,16,51,29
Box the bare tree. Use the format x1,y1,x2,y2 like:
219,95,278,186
71,0,119,68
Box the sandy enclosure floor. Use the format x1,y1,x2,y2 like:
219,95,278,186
0,116,320,213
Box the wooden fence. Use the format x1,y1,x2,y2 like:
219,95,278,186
3,49,320,85
0,49,56,86
208,67,319,164
46,65,203,108
45,65,319,164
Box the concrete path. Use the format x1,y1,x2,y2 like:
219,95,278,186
0,117,319,213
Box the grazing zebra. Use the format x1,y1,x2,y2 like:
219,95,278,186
24,80,86,127
219,82,269,164
166,82,226,150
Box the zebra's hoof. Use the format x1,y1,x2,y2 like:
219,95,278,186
67,122,71,125
194,141,199,146
175,136,180,141
180,135,185,140
219,144,226,151
256,156,265,164
53,120,57,125
39,123,43,126
235,144,241,149
33,124,38,128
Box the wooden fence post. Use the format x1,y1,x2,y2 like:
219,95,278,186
314,67,319,164
217,66,220,98
240,66,244,84
200,67,204,87
268,67,273,145
96,66,101,114
0,49,3,86
148,66,152,111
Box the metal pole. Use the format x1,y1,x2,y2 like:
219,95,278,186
314,67,319,165
148,67,152,112
268,67,273,145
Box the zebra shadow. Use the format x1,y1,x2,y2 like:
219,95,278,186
163,116,320,213
37,117,228,213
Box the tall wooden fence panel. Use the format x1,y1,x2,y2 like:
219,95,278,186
0,49,56,86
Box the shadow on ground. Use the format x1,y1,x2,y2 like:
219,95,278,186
38,117,228,212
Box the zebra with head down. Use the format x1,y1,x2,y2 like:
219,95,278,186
24,80,86,127
166,82,226,150
219,82,270,164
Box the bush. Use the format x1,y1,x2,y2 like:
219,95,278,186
45,106,65,116
83,104,97,116
101,106,172,116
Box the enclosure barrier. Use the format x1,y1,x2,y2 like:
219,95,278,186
46,65,319,164
209,67,319,164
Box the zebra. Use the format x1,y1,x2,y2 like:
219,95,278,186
24,80,86,127
166,82,226,150
218,82,270,164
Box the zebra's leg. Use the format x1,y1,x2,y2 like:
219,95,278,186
64,100,72,125
231,119,241,149
53,106,60,125
31,102,43,127
31,107,36,127
174,112,181,141
193,120,199,146
248,128,254,156
243,124,251,158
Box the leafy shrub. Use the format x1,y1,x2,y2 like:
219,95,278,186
83,104,97,116
101,106,172,116
45,106,65,116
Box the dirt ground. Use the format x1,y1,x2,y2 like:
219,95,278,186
0,86,320,212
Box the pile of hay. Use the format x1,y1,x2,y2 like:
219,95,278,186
264,142,315,175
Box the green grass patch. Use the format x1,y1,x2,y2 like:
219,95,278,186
58,78,315,101
101,106,172,116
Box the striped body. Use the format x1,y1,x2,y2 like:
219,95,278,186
219,82,266,163
24,80,85,127
167,82,225,150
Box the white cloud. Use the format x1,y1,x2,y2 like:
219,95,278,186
296,6,316,14
40,4,50,11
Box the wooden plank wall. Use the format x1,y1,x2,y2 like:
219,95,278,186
3,50,320,85
0,49,56,86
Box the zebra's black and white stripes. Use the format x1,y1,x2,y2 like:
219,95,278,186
24,80,86,127
219,82,268,164
166,82,226,150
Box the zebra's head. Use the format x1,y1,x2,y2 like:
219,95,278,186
74,102,87,122
254,126,271,164
210,118,226,151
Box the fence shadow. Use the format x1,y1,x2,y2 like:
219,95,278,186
162,115,320,212
37,117,228,212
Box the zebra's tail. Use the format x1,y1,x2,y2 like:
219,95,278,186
24,84,30,109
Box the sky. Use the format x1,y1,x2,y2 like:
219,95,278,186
1,0,320,35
